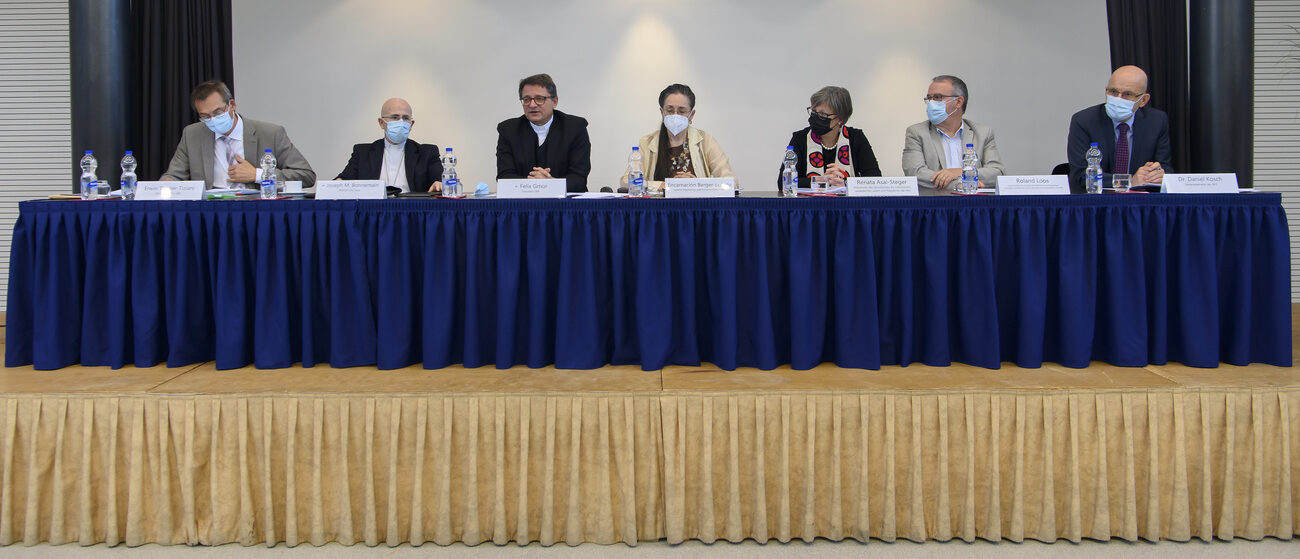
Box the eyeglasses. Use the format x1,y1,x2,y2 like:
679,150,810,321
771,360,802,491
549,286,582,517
923,94,959,102
198,105,230,121
381,114,414,122
662,106,692,116
520,96,554,106
806,107,836,120
1105,88,1144,101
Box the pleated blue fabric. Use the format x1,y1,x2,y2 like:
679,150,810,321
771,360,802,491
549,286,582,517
6,194,1291,371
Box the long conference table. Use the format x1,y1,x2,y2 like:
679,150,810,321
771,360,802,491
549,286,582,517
4,193,1292,371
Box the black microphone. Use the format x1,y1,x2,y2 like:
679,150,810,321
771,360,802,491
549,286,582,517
600,186,612,193
617,186,628,194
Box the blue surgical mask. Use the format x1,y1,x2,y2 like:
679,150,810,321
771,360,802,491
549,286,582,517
203,110,234,134
385,120,411,144
926,100,953,125
1104,95,1136,121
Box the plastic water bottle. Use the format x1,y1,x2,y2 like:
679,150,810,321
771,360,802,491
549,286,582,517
441,148,461,197
79,151,98,200
959,143,978,194
781,145,798,197
119,151,137,200
259,149,278,199
627,146,645,197
1084,143,1103,194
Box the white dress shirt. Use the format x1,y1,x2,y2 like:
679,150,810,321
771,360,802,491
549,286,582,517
530,116,553,146
212,115,246,187
938,122,966,169
378,140,409,191
211,115,267,187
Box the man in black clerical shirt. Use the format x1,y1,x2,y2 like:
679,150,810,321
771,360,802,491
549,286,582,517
335,97,444,192
495,73,592,193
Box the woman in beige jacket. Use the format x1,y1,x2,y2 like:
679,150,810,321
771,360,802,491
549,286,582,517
620,84,736,193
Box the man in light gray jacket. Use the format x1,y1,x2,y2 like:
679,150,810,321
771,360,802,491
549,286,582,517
162,80,315,188
902,75,1005,190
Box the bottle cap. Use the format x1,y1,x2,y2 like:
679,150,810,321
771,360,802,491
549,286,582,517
84,150,92,154
265,149,272,153
446,147,453,152
787,146,794,150
632,146,639,151
966,143,974,147
1090,142,1098,147
125,150,132,155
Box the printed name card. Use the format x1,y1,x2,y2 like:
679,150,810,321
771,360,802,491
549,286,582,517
135,181,205,200
314,180,386,199
995,175,1070,195
497,178,567,198
1161,173,1239,193
664,177,735,198
846,177,919,197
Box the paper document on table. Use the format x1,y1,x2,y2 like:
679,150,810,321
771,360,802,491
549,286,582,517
570,192,625,199
796,186,847,195
207,188,259,195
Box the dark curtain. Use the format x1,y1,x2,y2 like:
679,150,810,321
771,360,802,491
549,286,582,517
131,0,235,182
1106,0,1190,174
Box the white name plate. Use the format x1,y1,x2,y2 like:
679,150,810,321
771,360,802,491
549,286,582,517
497,178,567,198
1161,173,1238,193
315,180,386,200
136,181,205,200
665,177,735,198
847,177,919,197
996,175,1070,195
283,180,303,194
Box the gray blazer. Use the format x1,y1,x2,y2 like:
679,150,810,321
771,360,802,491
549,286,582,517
161,116,316,187
902,119,1006,189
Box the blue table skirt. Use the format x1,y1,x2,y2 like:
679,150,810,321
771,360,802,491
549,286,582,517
5,194,1292,371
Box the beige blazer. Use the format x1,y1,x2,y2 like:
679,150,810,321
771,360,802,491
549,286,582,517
902,118,1006,189
161,116,316,187
619,126,736,189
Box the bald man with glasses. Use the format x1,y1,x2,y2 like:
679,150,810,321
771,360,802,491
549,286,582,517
1066,65,1172,193
335,97,445,192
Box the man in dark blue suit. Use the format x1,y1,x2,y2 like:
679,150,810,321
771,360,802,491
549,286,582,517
1066,65,1172,193
335,98,444,192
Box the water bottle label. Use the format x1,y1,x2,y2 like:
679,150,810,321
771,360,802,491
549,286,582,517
445,178,458,187
631,177,644,187
261,179,274,188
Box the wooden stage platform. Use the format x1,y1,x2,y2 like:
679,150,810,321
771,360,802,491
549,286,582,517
0,310,1296,547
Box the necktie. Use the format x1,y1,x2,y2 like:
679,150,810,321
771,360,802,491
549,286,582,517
1114,122,1130,176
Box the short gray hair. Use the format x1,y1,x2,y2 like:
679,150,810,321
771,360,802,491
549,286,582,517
809,86,852,122
932,75,968,111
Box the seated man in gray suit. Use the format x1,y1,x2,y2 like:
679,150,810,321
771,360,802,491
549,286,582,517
162,80,315,188
902,75,1005,189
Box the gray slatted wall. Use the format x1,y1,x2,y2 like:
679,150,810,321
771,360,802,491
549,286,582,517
1257,1,1300,302
0,0,70,312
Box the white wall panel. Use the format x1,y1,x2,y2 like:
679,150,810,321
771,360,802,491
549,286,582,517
230,0,1110,193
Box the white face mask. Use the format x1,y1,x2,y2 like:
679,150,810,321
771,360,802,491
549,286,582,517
663,114,690,136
